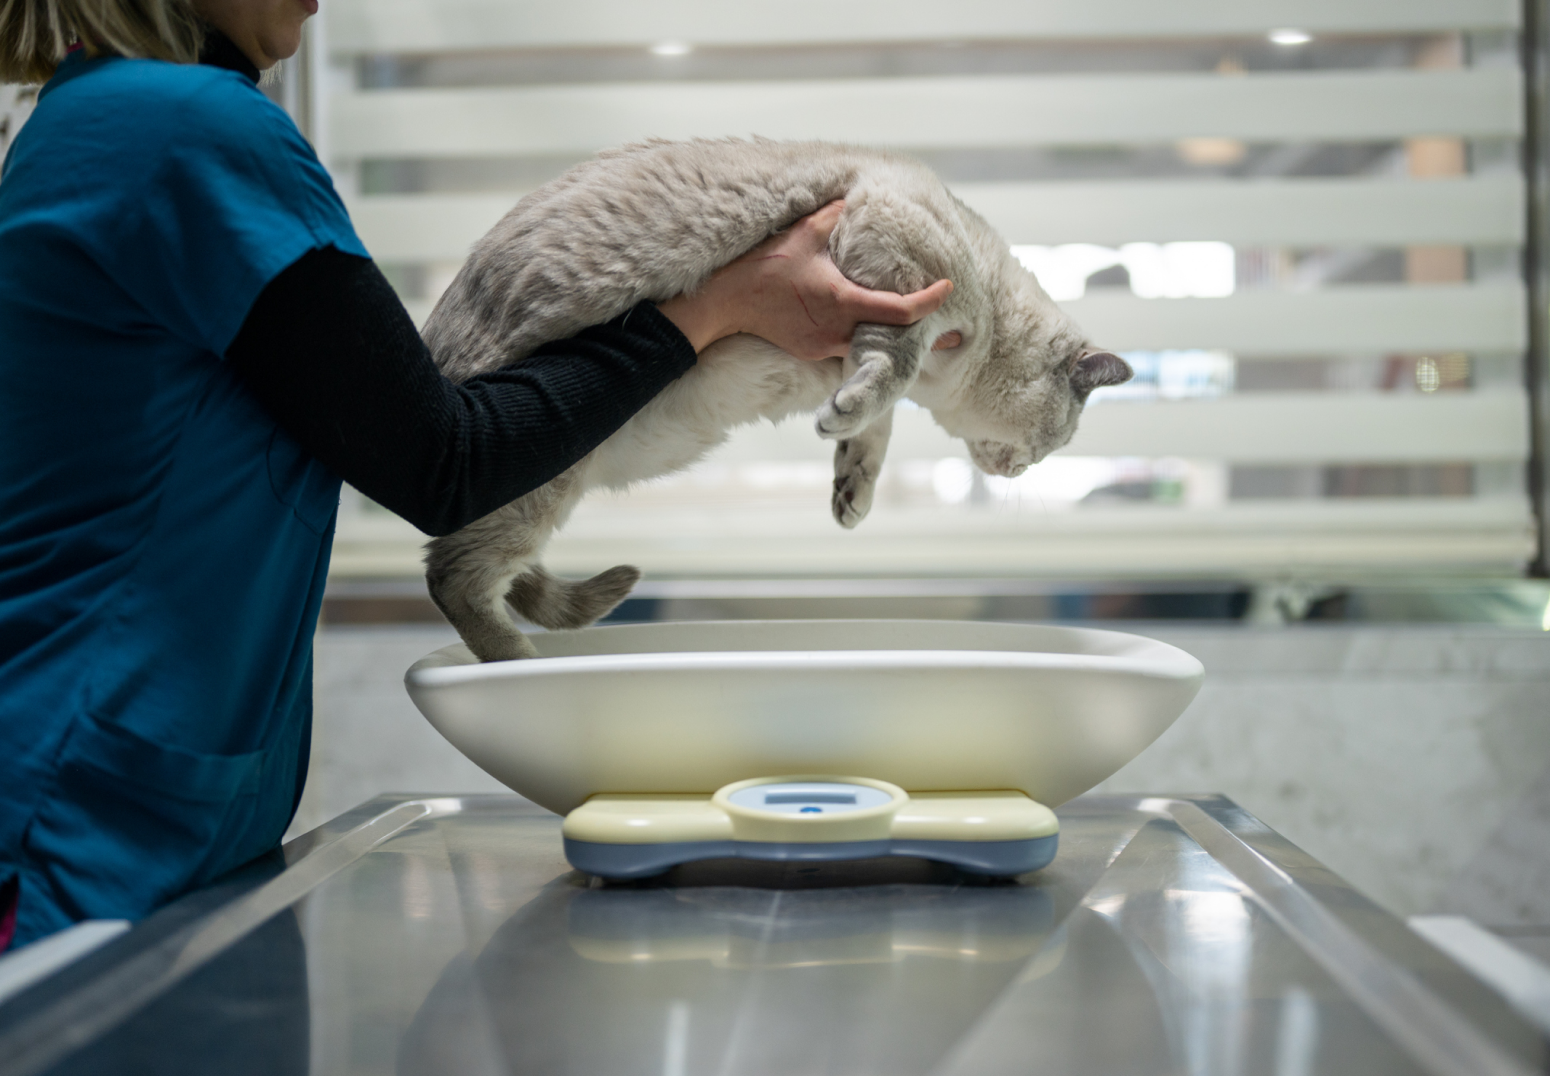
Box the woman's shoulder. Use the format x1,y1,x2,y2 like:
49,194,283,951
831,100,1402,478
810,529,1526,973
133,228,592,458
43,55,293,147
8,52,358,270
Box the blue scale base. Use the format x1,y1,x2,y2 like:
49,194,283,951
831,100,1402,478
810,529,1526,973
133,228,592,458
564,834,1059,881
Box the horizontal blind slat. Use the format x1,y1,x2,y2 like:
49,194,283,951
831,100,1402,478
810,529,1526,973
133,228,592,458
403,286,1526,353
1066,391,1530,462
675,393,1530,465
330,70,1522,159
329,498,1535,578
1065,284,1527,353
350,177,1526,261
958,177,1527,248
547,502,1536,577
325,0,1520,53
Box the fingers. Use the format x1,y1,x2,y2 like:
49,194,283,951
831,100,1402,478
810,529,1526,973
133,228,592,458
903,278,954,319
932,331,962,351
844,278,954,326
729,200,954,359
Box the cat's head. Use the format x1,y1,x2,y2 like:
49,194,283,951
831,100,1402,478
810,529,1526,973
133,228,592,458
915,267,1132,477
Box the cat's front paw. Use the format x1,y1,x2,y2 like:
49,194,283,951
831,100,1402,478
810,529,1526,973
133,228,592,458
831,440,878,528
815,395,869,440
817,355,898,439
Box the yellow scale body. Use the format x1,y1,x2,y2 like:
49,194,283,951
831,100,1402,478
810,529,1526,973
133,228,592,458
561,775,1059,880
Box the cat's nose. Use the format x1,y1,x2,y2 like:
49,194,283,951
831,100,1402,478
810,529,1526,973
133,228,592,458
969,440,1034,477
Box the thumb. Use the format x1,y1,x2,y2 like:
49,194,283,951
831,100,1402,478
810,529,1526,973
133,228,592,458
794,200,845,250
847,278,954,326
904,279,954,318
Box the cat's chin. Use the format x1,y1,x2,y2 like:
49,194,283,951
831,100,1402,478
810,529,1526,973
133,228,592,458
967,441,1033,478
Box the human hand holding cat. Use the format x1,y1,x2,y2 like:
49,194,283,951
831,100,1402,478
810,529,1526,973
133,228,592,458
657,200,954,359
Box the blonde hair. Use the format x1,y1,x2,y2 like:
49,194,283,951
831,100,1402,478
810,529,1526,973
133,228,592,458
0,0,202,83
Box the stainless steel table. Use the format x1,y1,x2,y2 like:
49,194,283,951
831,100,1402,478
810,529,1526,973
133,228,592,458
0,794,1544,1075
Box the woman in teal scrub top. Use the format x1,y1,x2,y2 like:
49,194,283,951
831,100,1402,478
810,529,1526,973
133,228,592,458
0,0,950,949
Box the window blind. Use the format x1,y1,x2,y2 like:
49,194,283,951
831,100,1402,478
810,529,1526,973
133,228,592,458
314,0,1536,581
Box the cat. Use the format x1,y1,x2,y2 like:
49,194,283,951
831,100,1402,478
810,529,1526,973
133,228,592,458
420,138,1132,662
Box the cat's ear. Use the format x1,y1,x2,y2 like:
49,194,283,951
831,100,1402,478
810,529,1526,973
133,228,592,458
1070,351,1132,398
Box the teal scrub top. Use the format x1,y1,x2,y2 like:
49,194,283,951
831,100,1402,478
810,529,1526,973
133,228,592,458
0,51,369,945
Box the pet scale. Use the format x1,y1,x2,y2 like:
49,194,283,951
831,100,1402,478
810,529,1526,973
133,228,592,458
562,777,1059,880
405,619,1204,881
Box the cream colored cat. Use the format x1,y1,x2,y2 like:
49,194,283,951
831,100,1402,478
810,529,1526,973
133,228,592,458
422,138,1131,661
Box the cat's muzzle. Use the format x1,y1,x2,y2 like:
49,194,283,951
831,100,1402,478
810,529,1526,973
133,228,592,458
968,440,1034,478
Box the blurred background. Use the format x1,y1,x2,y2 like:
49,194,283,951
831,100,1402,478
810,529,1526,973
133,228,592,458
5,0,1547,942
312,4,1538,595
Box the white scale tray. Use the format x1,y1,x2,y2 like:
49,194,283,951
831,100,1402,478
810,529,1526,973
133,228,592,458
405,619,1204,816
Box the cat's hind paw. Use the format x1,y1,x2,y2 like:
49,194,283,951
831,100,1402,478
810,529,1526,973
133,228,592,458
831,440,879,529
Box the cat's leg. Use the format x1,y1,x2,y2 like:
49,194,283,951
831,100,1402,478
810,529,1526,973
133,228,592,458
506,564,641,630
423,476,580,662
831,405,894,529
425,510,540,662
814,319,932,440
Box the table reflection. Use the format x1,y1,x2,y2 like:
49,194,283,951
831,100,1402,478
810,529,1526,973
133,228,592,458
936,819,1430,1076
399,860,1055,1076
44,906,309,1076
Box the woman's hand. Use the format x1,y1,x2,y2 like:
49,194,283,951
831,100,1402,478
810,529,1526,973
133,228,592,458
656,201,953,360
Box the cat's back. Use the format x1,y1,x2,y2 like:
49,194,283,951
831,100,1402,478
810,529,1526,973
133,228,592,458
483,139,947,248
427,138,974,379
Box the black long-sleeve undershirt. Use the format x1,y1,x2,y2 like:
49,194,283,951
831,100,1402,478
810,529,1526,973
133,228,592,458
226,245,697,537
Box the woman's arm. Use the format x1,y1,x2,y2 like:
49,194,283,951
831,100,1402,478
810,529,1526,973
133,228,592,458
227,208,951,538
226,245,698,538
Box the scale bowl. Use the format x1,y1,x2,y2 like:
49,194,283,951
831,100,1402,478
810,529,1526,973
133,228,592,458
405,620,1203,815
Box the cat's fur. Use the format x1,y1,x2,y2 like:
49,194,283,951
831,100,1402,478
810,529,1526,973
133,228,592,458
422,138,1131,661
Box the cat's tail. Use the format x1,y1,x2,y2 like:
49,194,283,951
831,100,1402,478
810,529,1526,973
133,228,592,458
506,564,641,631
